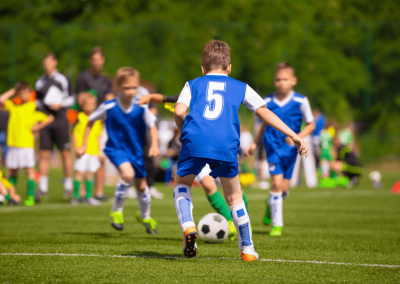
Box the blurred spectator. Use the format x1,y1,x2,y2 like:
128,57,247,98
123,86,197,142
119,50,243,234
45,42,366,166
0,108,9,167
312,108,326,164
35,53,74,199
338,122,358,155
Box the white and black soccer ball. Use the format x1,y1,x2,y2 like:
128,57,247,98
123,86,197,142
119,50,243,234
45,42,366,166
198,213,229,243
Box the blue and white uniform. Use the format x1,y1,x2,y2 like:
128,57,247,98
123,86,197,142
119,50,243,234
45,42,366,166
263,91,314,179
176,73,266,178
89,97,157,178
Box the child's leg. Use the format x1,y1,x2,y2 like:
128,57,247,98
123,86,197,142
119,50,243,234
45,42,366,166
25,167,35,198
112,162,134,213
281,179,291,200
134,178,151,219
202,175,232,222
174,174,196,231
7,169,18,186
74,171,84,199
84,172,94,199
220,175,257,260
269,174,284,228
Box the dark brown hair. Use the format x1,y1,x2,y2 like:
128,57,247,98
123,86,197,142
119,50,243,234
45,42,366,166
202,40,231,74
115,67,140,85
91,46,104,57
275,62,295,75
44,52,57,60
15,81,31,93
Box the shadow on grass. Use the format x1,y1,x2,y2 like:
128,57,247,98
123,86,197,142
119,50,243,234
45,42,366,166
122,251,182,260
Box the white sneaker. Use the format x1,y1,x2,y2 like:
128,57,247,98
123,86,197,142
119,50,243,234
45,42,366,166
241,246,259,261
84,197,101,206
149,186,164,199
126,187,137,199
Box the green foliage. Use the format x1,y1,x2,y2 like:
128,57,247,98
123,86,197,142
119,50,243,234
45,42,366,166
0,0,399,160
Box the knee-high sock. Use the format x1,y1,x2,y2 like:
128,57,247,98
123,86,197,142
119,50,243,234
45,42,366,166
9,175,17,186
207,191,232,221
174,184,195,231
85,180,93,199
269,191,283,227
39,176,48,193
73,180,81,199
64,177,73,191
112,179,131,212
136,186,151,220
27,179,35,197
230,202,253,251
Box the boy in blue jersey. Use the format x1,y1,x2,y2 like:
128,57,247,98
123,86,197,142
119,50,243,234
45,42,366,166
246,62,315,237
77,67,160,234
174,41,308,261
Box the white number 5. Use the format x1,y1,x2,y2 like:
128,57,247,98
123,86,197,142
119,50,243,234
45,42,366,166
203,81,225,120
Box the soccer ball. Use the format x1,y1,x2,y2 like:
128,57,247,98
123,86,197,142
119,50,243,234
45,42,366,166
198,213,229,243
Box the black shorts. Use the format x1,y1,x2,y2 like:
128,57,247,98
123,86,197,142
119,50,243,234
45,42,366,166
40,117,70,151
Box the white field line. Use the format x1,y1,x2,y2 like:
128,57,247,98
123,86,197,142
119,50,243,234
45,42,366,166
0,253,399,268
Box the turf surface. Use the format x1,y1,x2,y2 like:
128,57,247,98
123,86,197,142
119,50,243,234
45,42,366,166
0,169,399,283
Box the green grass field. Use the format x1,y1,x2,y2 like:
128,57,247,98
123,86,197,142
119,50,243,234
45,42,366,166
0,169,399,283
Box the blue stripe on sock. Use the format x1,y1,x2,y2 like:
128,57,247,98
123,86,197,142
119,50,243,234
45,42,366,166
178,198,193,223
239,223,252,247
236,208,245,218
178,187,187,193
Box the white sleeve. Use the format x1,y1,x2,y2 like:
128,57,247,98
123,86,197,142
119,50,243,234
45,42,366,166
89,103,108,121
175,82,192,108
142,105,157,128
300,97,314,123
62,96,75,107
242,84,267,113
137,86,150,98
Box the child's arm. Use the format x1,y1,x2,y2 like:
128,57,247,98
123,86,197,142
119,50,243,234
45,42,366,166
148,125,160,157
31,114,54,133
76,121,94,158
244,123,266,157
256,107,308,157
174,103,188,139
138,94,165,105
0,88,16,108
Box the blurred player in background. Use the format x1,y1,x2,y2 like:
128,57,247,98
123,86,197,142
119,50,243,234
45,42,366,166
312,108,326,165
0,170,20,205
173,40,308,261
0,81,54,206
71,92,102,206
0,96,9,168
246,62,315,237
76,47,114,201
77,67,159,234
35,53,75,200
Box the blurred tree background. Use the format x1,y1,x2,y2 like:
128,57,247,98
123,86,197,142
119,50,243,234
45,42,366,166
0,0,399,162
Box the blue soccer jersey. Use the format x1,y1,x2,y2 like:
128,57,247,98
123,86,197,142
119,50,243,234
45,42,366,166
176,73,266,163
88,97,156,177
263,91,314,164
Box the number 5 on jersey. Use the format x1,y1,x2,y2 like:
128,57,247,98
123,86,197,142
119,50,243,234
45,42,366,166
203,81,226,120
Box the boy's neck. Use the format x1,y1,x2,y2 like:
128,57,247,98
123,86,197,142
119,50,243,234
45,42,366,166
205,69,228,75
119,96,132,110
275,90,293,101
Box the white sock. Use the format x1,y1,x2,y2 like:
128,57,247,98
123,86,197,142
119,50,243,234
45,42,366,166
269,191,283,227
282,190,290,200
174,184,195,231
64,177,73,191
136,186,151,220
112,179,131,212
230,201,253,251
39,176,48,193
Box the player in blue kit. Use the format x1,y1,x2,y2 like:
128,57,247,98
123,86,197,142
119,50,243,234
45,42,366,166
77,67,159,234
246,62,315,237
174,40,309,261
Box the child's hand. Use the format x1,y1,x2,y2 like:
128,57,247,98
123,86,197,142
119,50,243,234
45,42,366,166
148,146,160,157
285,136,295,146
138,95,152,106
75,146,86,158
244,142,257,157
292,135,308,157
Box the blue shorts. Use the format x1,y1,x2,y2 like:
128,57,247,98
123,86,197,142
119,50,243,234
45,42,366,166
267,147,298,180
105,149,147,179
177,154,238,179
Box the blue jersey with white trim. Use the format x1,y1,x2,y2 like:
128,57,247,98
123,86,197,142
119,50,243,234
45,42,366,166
263,91,313,162
177,74,266,162
89,98,156,160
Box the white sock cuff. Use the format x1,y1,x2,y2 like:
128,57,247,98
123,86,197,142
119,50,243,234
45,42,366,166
270,191,283,197
173,184,191,199
117,178,132,188
39,176,49,192
229,201,249,221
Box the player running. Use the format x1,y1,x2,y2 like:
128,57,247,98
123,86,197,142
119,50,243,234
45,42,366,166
245,62,315,237
173,40,308,261
76,67,159,234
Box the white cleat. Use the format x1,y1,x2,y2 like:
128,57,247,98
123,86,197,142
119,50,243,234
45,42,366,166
149,186,164,199
84,197,101,206
241,247,259,261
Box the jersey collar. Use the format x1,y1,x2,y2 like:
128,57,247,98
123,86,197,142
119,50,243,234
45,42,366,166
272,90,294,107
205,73,228,76
116,97,136,113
